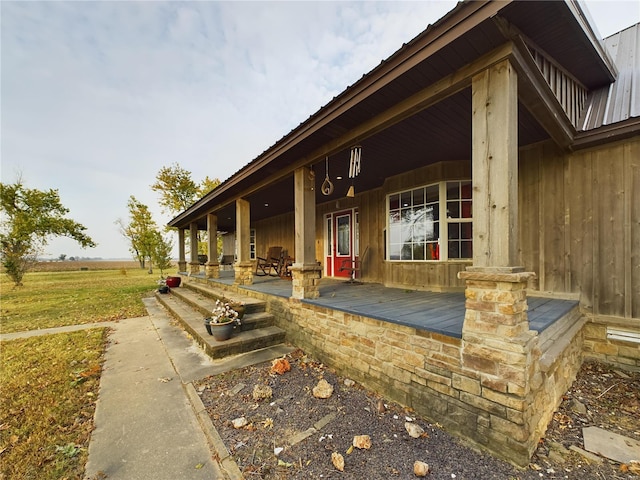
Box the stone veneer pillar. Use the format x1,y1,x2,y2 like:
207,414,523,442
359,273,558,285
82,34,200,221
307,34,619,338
206,263,220,279
291,265,322,299
189,262,200,275
234,261,254,286
458,268,540,466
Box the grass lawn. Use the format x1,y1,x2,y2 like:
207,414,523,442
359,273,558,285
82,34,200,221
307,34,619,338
0,330,107,480
1,266,157,334
0,264,161,479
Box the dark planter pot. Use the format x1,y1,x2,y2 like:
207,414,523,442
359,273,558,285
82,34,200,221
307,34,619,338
198,254,208,265
204,318,235,341
165,276,181,288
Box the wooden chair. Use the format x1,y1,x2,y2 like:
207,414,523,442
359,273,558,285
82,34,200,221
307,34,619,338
255,246,283,276
339,258,361,283
339,246,368,283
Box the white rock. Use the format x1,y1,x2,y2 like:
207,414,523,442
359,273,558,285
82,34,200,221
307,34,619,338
274,447,284,456
232,417,248,429
405,422,425,438
344,378,355,387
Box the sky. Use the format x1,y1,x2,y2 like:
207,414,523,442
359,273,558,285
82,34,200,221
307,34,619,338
2,1,638,260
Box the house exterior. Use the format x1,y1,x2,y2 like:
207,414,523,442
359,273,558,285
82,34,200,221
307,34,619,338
168,1,639,466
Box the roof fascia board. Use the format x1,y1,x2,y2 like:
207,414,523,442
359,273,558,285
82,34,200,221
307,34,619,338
572,117,640,149
168,0,511,227
568,0,618,81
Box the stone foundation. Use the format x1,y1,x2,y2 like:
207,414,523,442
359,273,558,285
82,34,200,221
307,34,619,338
205,263,220,279
234,262,254,286
583,317,640,371
189,262,200,275
290,265,322,299
191,275,590,466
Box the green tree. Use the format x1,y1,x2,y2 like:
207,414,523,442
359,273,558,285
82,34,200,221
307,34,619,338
150,231,174,277
116,196,158,271
0,180,96,286
151,163,221,254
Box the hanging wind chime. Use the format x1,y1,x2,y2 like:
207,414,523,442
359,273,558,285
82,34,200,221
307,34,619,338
347,145,361,197
321,156,334,196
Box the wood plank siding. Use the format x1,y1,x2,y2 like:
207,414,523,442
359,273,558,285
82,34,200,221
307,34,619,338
252,139,639,321
519,136,640,320
528,46,588,128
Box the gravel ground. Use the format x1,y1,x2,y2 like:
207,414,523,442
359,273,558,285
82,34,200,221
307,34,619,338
195,350,640,480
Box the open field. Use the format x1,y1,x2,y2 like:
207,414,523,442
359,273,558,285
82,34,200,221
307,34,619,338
32,260,147,272
1,265,161,334
0,265,158,479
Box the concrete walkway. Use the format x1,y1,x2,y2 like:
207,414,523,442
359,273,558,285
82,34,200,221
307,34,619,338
2,297,294,479
83,302,227,480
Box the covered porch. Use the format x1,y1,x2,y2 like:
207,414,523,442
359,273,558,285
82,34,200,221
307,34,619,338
196,270,579,340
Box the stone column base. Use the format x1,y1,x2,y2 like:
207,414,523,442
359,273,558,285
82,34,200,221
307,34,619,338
206,263,220,279
178,261,187,273
290,264,322,299
234,262,254,285
457,268,539,466
189,262,200,275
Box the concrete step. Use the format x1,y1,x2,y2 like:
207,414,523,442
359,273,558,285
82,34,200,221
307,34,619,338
182,281,266,314
168,286,273,330
155,291,286,360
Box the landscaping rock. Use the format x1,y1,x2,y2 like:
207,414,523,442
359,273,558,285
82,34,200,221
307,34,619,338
413,460,430,476
312,379,333,399
405,422,425,438
253,384,272,401
353,435,372,449
332,452,345,471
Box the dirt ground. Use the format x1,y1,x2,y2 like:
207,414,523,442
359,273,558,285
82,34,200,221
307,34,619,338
195,350,640,479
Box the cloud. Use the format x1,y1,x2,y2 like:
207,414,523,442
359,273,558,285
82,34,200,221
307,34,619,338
1,1,635,258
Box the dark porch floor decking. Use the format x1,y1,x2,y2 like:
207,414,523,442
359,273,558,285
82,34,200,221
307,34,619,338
199,271,578,339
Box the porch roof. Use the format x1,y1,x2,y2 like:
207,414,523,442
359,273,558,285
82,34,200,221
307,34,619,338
169,1,622,233
206,272,578,339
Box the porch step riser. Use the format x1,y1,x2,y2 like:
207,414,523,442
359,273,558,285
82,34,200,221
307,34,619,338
182,282,266,314
168,286,274,331
155,292,285,360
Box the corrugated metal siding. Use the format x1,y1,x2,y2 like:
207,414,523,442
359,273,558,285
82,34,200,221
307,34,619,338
580,23,640,131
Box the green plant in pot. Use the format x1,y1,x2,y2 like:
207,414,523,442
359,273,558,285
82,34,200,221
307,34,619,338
204,299,245,341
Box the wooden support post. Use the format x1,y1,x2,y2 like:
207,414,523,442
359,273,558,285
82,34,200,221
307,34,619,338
189,222,199,275
471,59,519,270
178,228,186,273
206,213,219,279
292,166,321,299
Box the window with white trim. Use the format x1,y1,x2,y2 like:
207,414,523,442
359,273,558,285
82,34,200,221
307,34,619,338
387,181,472,261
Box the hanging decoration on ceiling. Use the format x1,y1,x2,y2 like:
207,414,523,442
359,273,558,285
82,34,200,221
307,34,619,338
346,145,361,197
321,156,334,196
348,145,362,178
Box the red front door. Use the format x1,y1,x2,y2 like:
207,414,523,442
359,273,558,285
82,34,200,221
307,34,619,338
325,209,358,278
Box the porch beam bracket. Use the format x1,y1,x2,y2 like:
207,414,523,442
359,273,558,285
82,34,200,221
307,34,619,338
508,37,576,150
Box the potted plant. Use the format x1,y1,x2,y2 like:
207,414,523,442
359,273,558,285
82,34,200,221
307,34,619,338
165,276,181,288
204,299,245,341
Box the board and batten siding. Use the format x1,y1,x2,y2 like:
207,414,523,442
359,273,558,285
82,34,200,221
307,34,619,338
519,136,640,321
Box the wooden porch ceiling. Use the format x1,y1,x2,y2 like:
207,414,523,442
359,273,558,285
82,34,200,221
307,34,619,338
211,89,549,232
